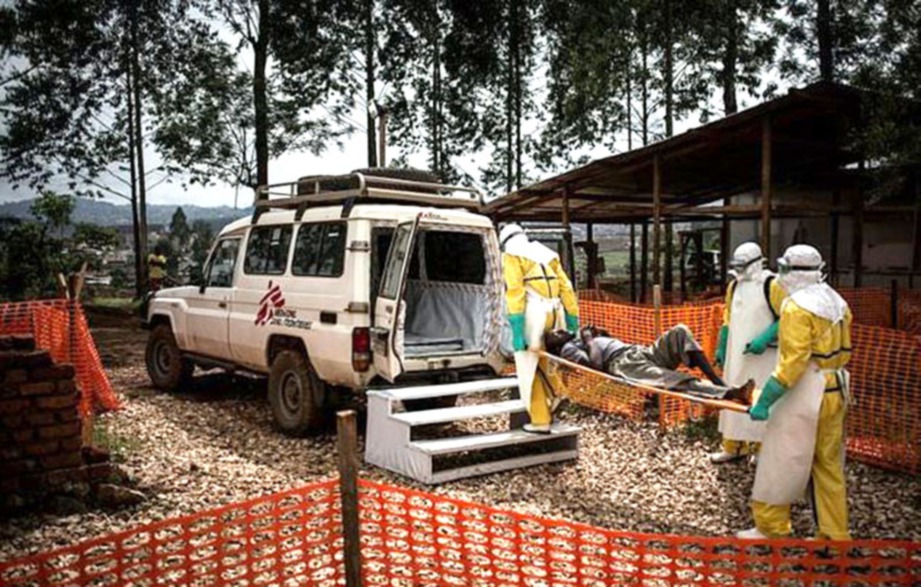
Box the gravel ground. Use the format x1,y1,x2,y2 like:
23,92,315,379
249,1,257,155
1,323,919,562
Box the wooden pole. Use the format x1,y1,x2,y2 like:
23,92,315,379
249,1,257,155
830,188,840,286
720,197,730,292
664,220,673,293
640,222,649,303
653,284,662,336
679,234,687,301
760,117,773,257
562,185,574,277
337,410,363,587
652,155,662,287
586,222,597,289
630,224,637,303
378,110,388,168
853,161,865,288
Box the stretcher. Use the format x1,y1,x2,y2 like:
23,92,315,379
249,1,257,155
538,351,751,413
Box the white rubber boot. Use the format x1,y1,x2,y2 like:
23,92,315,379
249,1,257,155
736,527,769,540
523,423,552,435
709,451,745,464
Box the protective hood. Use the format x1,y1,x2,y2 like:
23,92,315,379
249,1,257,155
790,283,848,324
730,242,764,282
502,232,559,266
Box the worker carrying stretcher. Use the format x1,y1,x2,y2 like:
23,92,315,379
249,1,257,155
544,325,754,402
738,244,852,541
711,242,788,464
500,223,579,434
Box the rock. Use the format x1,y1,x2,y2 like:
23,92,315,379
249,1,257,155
95,484,145,508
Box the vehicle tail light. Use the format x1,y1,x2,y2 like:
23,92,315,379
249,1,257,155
352,327,371,372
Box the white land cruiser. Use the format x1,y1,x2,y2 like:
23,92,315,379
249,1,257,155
144,170,506,435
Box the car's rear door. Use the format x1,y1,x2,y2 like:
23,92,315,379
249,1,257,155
371,216,420,382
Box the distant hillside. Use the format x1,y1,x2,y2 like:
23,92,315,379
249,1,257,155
0,198,251,227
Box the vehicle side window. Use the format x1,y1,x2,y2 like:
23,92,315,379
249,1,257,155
244,225,292,275
380,223,413,299
292,222,346,277
207,238,240,287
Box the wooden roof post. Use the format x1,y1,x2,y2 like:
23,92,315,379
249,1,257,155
586,222,597,289
853,160,865,287
653,154,662,287
760,116,773,257
830,187,840,286
562,184,574,277
630,223,638,303
640,222,649,303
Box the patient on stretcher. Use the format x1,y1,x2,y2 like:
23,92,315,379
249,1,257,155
544,325,753,403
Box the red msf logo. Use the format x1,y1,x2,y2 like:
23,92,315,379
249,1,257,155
255,281,285,326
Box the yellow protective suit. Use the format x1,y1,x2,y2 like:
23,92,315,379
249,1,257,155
503,253,579,426
752,299,852,540
719,278,787,456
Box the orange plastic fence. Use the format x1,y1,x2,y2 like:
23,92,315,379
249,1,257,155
570,295,921,475
3,478,918,586
0,299,119,415
359,480,919,586
0,479,344,587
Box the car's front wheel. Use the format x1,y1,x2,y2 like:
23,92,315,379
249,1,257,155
268,350,324,436
146,324,194,391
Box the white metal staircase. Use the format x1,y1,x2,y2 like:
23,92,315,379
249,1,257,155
364,377,580,484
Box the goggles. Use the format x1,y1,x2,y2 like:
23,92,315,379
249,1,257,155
777,258,824,274
729,255,762,272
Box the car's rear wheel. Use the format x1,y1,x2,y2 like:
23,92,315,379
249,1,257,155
146,324,194,391
268,350,324,436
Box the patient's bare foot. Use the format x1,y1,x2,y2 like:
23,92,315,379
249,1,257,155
725,379,755,404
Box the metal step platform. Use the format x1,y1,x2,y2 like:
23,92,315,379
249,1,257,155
364,377,580,484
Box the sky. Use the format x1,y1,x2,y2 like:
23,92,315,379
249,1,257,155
0,6,792,210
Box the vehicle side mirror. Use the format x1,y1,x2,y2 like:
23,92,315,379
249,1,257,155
199,283,207,294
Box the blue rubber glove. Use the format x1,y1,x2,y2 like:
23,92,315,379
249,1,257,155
715,325,728,367
508,314,527,351
565,313,579,334
749,376,787,421
745,321,779,355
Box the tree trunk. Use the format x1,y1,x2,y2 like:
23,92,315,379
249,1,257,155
124,31,142,299
626,48,633,150
663,0,674,138
431,16,441,176
365,0,377,167
640,21,649,146
504,3,516,193
514,3,523,190
817,0,833,82
129,10,148,293
254,0,271,188
722,0,739,115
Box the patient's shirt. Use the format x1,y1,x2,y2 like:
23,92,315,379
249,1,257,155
561,336,629,369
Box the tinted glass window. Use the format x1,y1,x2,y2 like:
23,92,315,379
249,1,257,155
292,222,346,277
207,238,240,287
244,225,292,275
424,231,486,284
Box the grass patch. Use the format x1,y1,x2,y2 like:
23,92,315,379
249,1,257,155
92,421,141,463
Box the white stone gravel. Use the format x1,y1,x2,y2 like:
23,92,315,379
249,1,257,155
1,325,918,562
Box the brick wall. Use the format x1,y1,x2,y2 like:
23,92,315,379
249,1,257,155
0,335,113,512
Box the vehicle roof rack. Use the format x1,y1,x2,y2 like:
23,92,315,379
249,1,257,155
251,172,485,223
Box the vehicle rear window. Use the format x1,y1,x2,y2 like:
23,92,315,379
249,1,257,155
292,222,347,277
244,225,292,275
424,231,486,284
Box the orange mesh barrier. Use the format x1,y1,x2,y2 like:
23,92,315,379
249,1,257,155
846,325,921,474
0,299,119,415
1,478,918,586
0,479,344,586
359,480,920,586
561,298,921,474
